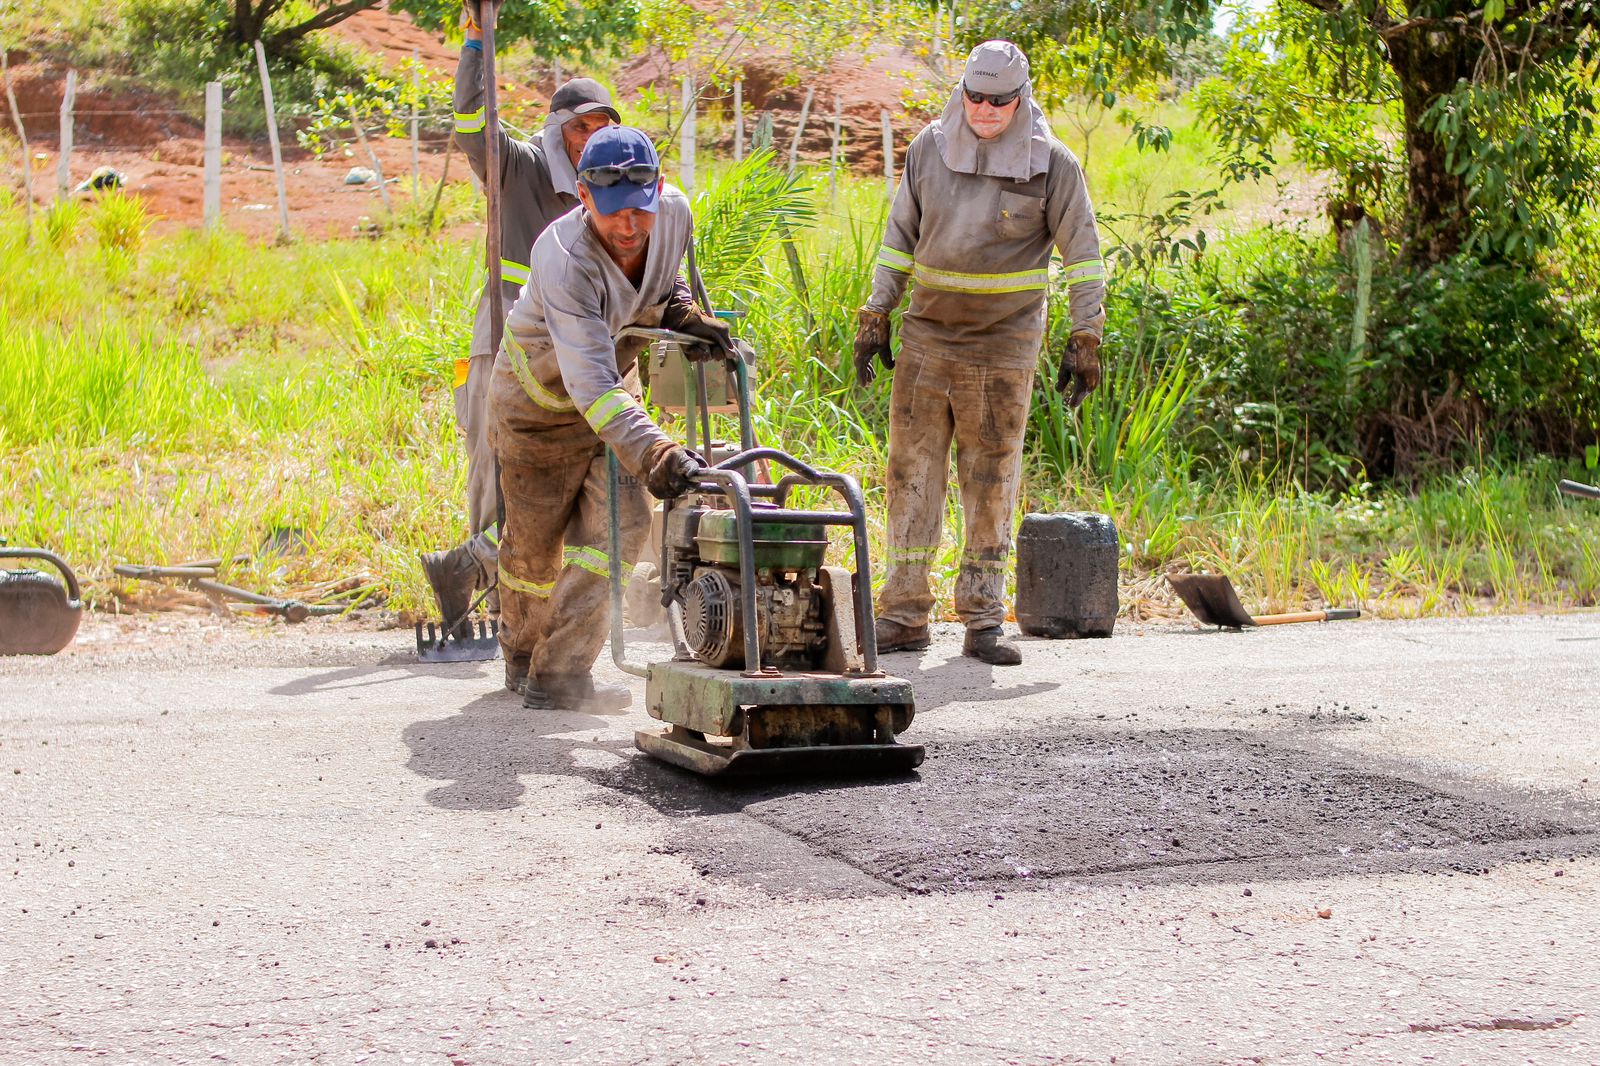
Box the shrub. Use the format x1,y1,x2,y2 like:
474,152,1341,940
1122,227,1600,484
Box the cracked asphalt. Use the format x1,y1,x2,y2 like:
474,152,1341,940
2,611,1598,1064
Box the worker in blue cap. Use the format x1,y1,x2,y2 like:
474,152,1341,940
489,126,732,710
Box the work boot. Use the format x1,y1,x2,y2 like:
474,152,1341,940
525,674,632,713
505,664,527,696
420,542,483,639
962,625,1022,666
874,617,931,653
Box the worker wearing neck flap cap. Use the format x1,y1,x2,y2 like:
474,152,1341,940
425,18,616,660
854,38,1107,669
540,79,622,199
931,40,1052,183
577,127,663,216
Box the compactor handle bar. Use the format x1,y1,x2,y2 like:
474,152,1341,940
0,548,81,603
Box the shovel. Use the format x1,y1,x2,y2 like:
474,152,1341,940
112,562,345,622
1167,572,1360,630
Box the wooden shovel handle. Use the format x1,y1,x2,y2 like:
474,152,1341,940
1253,608,1361,626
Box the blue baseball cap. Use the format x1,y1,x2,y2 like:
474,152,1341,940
577,126,662,215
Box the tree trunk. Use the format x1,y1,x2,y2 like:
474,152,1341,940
228,0,281,50
1386,25,1477,264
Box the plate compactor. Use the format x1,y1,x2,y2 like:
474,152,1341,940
606,327,923,778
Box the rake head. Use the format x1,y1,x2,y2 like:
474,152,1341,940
415,617,501,662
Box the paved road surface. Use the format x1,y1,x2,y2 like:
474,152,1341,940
3,612,1597,1063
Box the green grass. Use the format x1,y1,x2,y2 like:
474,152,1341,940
0,202,475,613
1,167,1597,623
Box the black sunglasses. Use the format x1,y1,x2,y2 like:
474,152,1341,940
579,164,660,188
962,82,1023,108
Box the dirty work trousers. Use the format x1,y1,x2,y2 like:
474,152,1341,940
877,347,1034,632
452,352,501,581
492,415,652,693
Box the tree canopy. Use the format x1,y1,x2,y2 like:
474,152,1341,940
959,0,1600,265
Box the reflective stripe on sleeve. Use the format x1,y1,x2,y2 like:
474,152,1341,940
1062,258,1105,284
454,107,486,133
453,357,471,390
504,333,576,413
481,523,500,547
583,387,639,433
499,259,530,286
877,245,915,273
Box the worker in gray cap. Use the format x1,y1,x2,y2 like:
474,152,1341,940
856,40,1106,667
420,0,621,640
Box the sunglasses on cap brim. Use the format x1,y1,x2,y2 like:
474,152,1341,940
578,164,660,188
962,82,1023,108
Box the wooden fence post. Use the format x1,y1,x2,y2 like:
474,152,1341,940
787,86,814,176
409,49,420,200
733,80,744,164
252,40,291,243
203,81,222,227
679,75,696,194
349,104,391,212
829,94,842,197
57,69,75,200
1,48,33,239
881,109,894,199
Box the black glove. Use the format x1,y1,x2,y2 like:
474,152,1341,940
1056,332,1102,409
675,311,734,363
661,289,735,363
644,442,705,500
853,308,894,387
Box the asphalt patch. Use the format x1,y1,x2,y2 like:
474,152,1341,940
609,727,1600,896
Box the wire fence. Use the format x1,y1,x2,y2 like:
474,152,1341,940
1,61,900,239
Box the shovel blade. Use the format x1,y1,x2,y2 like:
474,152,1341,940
415,618,502,663
1167,572,1256,629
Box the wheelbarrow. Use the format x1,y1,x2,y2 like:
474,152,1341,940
1167,572,1360,630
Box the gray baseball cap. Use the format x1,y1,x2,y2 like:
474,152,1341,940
963,40,1030,95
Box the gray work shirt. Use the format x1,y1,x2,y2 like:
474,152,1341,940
866,125,1106,369
499,186,694,476
453,44,576,358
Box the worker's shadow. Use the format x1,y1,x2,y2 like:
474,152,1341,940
402,691,625,811
269,655,485,697
880,648,1059,714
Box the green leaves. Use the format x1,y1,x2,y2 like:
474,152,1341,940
389,0,641,62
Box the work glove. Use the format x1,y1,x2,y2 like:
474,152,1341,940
853,308,894,387
1056,331,1102,409
675,311,735,364
661,291,735,363
644,441,706,500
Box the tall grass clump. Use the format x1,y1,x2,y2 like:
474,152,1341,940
92,190,153,258
43,199,82,250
